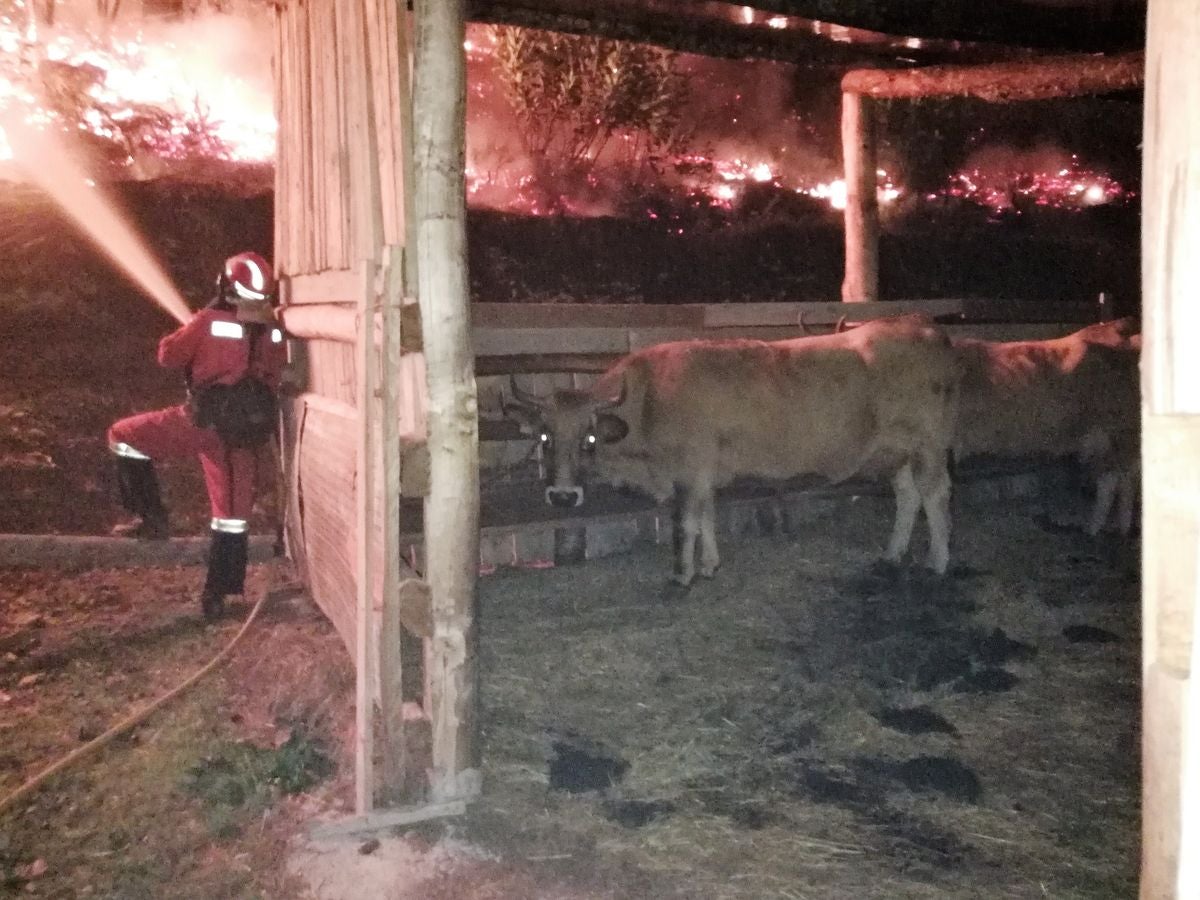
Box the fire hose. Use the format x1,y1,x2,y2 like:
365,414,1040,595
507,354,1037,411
0,441,289,819
0,589,270,818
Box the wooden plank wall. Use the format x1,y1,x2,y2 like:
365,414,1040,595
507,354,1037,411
275,0,407,276
275,0,417,664
296,398,359,649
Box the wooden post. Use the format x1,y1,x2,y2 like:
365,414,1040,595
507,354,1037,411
840,90,878,303
412,0,481,802
379,247,407,801
354,258,377,815
1141,2,1200,897
342,0,388,813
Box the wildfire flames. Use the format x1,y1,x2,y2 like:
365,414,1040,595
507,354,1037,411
0,6,275,167
1,12,1133,223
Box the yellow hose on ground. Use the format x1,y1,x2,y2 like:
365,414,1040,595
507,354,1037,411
0,587,271,819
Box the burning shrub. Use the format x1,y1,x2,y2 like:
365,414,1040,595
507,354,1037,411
491,25,690,207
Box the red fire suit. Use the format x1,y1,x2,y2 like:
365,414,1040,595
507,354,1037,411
108,306,287,525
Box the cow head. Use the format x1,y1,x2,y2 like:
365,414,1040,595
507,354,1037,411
503,377,628,507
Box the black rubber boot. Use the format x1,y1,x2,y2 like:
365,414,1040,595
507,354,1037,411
112,457,169,540
201,530,249,621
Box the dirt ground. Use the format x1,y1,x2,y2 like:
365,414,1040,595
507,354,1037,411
1,487,1139,898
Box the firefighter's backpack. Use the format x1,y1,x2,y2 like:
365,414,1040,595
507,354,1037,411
190,376,278,448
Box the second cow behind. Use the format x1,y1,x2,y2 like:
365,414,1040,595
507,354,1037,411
504,315,962,585
951,317,1141,536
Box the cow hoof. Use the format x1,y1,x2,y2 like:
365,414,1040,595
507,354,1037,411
869,559,905,582
698,564,720,580
925,557,950,577
662,578,692,601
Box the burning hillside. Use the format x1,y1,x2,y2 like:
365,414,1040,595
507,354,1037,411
0,5,273,175
0,6,1137,222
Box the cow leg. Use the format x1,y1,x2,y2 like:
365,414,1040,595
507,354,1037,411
1088,471,1119,537
697,489,720,579
671,483,705,586
885,463,921,566
671,480,719,582
917,462,952,575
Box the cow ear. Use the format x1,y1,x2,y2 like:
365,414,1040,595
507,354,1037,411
501,397,541,436
594,413,628,444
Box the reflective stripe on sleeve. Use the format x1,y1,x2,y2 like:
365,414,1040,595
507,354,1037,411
271,328,283,343
210,517,249,534
210,320,245,339
111,441,151,460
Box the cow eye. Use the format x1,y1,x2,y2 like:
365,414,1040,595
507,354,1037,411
582,432,598,452
539,431,552,446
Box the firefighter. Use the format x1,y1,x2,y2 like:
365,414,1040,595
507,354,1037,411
107,251,288,621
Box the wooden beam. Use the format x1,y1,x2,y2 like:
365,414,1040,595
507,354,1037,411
462,0,1143,65
840,90,877,302
379,245,408,802
741,1,1144,54
281,302,423,353
475,353,619,375
308,799,467,839
354,258,377,815
1141,2,1200,897
842,50,1144,102
414,0,482,805
466,0,976,67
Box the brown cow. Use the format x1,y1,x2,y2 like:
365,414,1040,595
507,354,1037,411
951,318,1141,536
505,315,962,584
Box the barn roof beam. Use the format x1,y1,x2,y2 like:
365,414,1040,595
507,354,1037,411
739,0,1145,54
841,49,1144,101
466,0,1027,66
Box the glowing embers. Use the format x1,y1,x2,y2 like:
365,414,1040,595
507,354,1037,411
802,170,901,212
934,155,1133,214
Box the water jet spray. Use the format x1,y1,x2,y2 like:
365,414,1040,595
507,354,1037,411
0,113,193,325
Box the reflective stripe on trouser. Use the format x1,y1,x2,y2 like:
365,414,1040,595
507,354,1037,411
108,404,259,519
211,518,248,534
204,529,249,597
111,441,151,460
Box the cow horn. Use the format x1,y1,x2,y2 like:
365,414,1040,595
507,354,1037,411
597,375,626,410
799,312,852,335
507,375,549,411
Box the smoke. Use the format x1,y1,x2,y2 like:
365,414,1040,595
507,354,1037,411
960,143,1076,180
672,55,835,185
